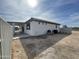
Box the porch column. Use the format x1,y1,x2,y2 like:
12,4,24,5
24,24,26,33
12,23,15,35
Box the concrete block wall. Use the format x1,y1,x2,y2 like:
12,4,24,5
0,17,13,59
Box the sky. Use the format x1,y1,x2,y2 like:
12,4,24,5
0,0,79,27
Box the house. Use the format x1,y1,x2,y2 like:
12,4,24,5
8,21,25,34
8,17,60,36
24,18,60,36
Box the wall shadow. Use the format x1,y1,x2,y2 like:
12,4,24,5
19,33,71,59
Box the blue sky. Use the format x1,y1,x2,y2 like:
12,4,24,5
0,0,79,27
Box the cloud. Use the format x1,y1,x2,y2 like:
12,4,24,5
70,13,79,20
54,0,79,8
0,0,79,27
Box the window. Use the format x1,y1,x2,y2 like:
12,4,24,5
15,26,19,31
26,23,30,30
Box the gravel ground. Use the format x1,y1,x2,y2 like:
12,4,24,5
11,31,79,59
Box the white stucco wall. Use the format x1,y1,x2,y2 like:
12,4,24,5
25,21,60,36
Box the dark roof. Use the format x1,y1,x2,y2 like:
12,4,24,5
26,18,60,25
7,17,60,25
7,21,25,24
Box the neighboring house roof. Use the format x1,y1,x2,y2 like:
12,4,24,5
8,21,25,24
7,17,60,25
26,18,60,25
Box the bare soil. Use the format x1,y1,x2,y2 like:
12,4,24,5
11,31,79,59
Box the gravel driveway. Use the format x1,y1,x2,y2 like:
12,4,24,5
11,31,79,59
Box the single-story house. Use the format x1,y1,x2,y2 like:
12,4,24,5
8,21,25,34
8,17,60,36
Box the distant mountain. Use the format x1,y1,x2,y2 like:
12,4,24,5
72,27,79,31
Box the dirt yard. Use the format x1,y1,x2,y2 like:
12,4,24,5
11,31,79,59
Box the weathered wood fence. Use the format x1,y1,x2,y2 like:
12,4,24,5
0,17,13,59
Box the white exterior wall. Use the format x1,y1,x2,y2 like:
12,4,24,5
25,21,60,36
